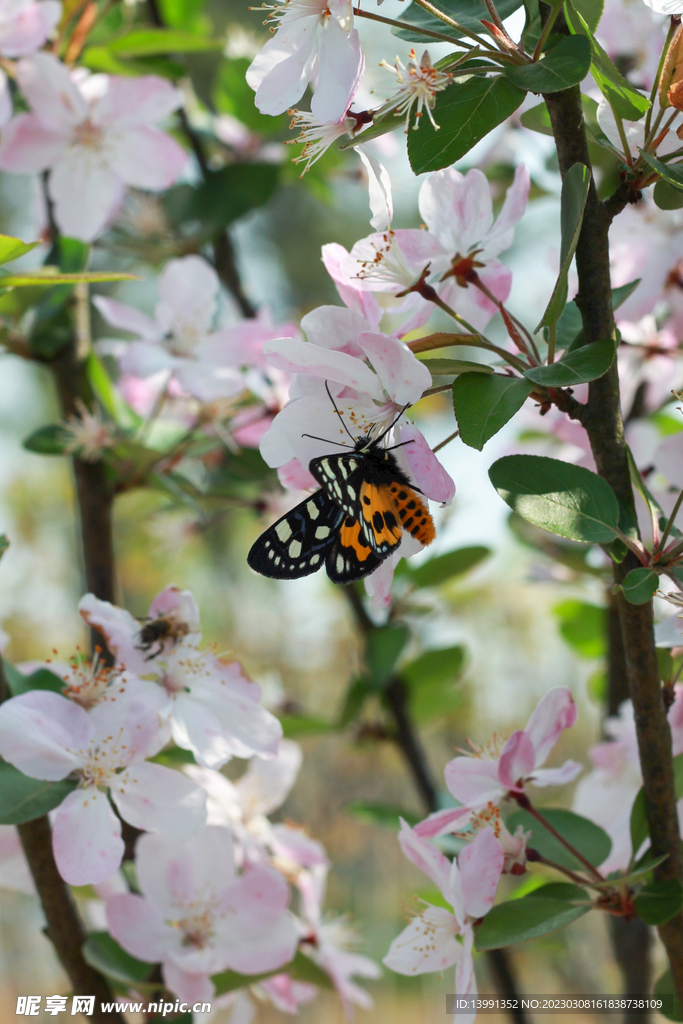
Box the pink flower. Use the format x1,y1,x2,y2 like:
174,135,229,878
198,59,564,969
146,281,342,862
298,864,380,1016
384,823,503,1018
0,689,206,884
0,0,61,57
80,590,283,769
0,53,187,240
414,803,529,875
573,690,683,871
107,827,299,1002
246,0,364,123
94,256,248,402
419,164,529,331
416,688,581,837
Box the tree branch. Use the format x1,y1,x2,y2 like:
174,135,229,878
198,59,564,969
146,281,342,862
343,584,529,1019
544,83,683,1000
17,817,124,1024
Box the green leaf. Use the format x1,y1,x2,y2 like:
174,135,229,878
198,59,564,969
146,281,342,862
475,895,589,950
279,714,335,737
401,646,466,722
163,164,279,233
525,338,615,386
565,4,650,120
612,279,641,309
520,102,554,135
393,0,523,43
654,180,683,210
366,624,410,686
614,567,659,605
407,546,491,587
80,46,185,78
505,35,591,92
106,27,223,55
630,753,683,856
634,879,683,925
452,374,534,451
0,762,77,825
530,882,590,900
401,646,465,689
0,234,39,265
489,454,620,543
655,969,683,1022
553,599,606,659
420,358,494,377
608,853,668,888
82,932,153,985
3,660,65,696
0,271,138,287
214,58,288,136
505,808,612,871
536,162,591,332
22,424,70,455
347,801,421,829
86,352,142,433
554,300,584,349
639,149,683,192
571,0,604,30
338,676,372,727
213,950,332,996
0,535,8,560
408,76,525,174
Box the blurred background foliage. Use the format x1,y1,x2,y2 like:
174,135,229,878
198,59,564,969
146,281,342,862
0,0,678,1018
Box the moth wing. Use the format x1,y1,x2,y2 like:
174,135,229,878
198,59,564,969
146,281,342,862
247,490,344,579
309,453,362,516
325,514,386,584
386,482,436,547
358,481,404,556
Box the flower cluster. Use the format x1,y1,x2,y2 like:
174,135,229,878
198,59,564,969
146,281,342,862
0,587,379,1013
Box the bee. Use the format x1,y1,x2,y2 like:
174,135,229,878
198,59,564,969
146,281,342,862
136,615,190,660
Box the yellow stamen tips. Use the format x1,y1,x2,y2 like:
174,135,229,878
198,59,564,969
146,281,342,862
377,49,452,132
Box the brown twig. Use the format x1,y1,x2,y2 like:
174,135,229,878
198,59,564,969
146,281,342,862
543,82,683,1000
343,584,529,1019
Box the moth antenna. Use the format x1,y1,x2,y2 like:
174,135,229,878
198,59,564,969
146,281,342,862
384,439,416,452
375,402,412,444
301,433,351,448
325,380,355,442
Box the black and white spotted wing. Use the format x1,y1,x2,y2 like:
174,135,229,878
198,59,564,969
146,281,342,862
310,454,363,518
325,513,384,584
247,489,344,579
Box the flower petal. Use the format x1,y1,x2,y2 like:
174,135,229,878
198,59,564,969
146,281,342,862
383,906,461,975
400,424,455,504
110,762,207,840
0,112,65,173
106,892,170,962
48,148,124,242
78,593,149,675
107,125,188,190
94,75,183,127
357,332,431,405
247,18,318,116
397,818,453,904
311,20,363,124
16,52,86,129
532,761,583,787
444,755,505,809
458,827,504,919
498,730,535,790
321,242,382,327
162,962,215,1004
524,686,578,768
357,145,392,232
0,0,61,58
0,690,90,780
413,807,472,839
52,787,123,885
264,337,384,400
92,295,159,340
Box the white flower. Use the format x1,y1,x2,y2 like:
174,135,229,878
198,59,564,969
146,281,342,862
378,49,452,132
62,400,115,461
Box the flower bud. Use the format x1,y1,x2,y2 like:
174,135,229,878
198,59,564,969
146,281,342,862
659,22,683,109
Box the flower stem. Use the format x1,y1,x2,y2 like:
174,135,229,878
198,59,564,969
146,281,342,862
532,1,562,61
514,793,605,882
432,428,460,453
412,0,500,51
354,6,476,47
654,485,683,560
